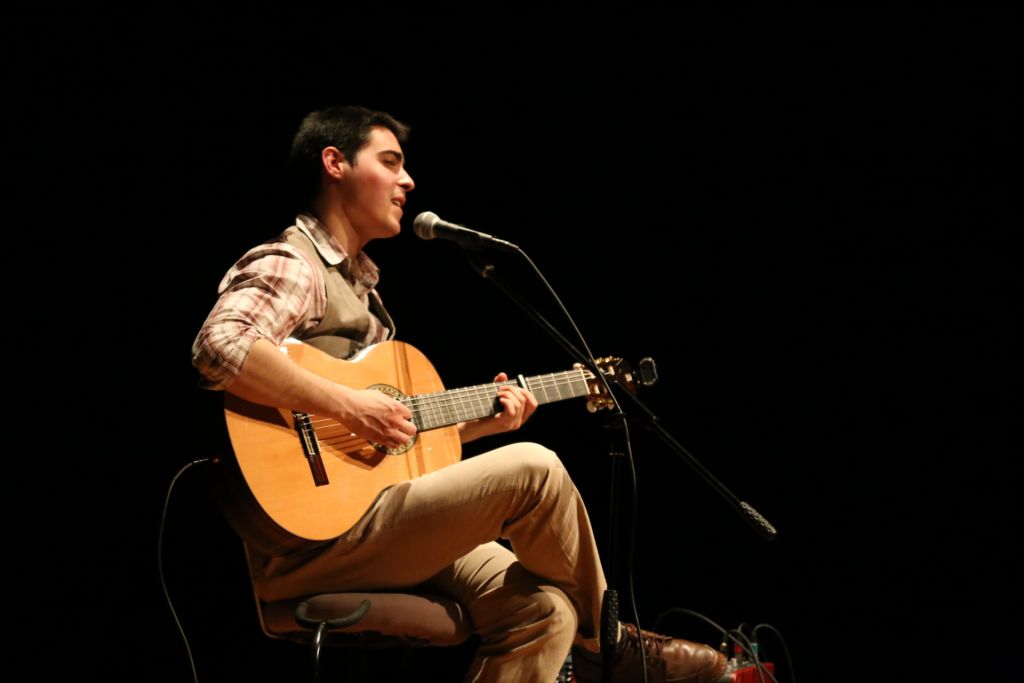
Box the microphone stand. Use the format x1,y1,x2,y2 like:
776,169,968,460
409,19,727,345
461,247,778,541
460,245,777,682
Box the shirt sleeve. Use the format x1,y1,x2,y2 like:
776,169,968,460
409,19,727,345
191,240,325,390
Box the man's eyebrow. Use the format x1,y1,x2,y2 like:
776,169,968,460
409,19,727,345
379,149,404,162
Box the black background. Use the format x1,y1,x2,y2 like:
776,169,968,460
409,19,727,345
12,8,1017,682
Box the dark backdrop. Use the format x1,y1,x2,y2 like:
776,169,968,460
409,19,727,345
14,8,1017,682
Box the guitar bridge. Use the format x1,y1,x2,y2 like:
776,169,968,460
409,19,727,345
294,411,329,486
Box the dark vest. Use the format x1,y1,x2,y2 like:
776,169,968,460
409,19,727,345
281,225,394,359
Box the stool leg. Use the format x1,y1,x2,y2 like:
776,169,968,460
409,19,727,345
311,621,327,683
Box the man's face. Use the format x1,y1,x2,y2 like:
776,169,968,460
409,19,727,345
340,126,415,242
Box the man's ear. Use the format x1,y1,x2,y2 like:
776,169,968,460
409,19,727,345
321,146,348,181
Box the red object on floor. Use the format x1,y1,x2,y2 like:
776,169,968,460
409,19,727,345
726,661,775,682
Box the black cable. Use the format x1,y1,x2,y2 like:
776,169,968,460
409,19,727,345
651,608,780,683
465,244,649,681
734,622,756,673
723,628,773,683
754,623,796,683
651,606,723,643
725,629,767,683
157,458,210,683
516,250,647,683
620,416,646,683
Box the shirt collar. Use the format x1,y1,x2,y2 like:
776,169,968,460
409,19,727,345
295,212,381,289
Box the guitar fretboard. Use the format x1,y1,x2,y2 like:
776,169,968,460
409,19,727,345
403,368,592,432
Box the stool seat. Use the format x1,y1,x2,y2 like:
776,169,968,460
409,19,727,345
259,591,475,649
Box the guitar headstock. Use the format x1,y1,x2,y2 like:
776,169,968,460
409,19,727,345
578,355,647,412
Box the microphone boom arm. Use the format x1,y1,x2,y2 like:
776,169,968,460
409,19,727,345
462,248,778,542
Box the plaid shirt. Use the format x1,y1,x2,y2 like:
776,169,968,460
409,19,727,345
191,213,389,389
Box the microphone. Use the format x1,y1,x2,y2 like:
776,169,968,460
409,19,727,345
413,211,519,252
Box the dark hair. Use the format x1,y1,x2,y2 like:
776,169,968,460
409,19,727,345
287,105,410,212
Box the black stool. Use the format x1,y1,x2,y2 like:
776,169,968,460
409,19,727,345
255,590,475,681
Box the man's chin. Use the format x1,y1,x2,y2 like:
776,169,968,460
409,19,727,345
371,222,402,241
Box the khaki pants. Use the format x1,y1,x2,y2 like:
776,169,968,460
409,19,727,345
250,442,607,682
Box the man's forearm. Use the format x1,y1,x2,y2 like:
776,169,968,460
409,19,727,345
226,337,353,417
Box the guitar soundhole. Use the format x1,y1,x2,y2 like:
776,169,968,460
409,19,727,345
367,383,418,456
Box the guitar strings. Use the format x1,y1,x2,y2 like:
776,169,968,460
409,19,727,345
402,369,593,409
305,369,592,433
389,371,590,417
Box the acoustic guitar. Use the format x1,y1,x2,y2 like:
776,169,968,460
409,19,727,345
210,338,632,555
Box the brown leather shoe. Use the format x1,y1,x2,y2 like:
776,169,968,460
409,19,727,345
573,623,728,683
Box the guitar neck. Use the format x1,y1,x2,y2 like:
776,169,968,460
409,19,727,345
404,368,592,432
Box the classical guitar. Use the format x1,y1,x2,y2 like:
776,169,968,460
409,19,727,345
210,338,633,555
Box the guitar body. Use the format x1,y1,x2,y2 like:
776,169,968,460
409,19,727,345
211,339,462,555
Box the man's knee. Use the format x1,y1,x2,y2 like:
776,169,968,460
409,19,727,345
505,584,578,654
532,585,578,640
470,569,578,649
510,442,566,486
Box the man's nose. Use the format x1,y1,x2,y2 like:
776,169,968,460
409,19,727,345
399,169,415,191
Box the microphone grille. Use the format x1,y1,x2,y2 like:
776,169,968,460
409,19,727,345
413,211,440,240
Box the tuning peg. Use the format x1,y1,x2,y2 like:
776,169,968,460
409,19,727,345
637,357,658,387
